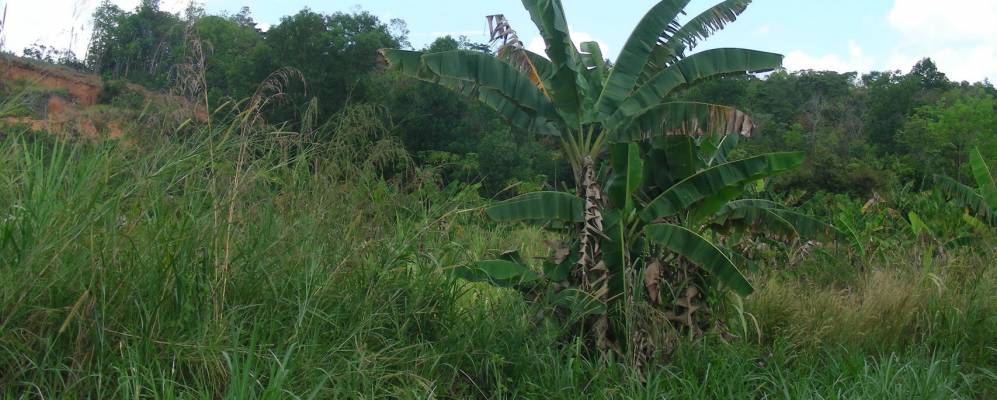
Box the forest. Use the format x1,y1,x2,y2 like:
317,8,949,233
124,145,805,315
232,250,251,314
0,0,995,398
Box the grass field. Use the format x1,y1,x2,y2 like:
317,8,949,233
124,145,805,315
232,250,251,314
0,108,994,398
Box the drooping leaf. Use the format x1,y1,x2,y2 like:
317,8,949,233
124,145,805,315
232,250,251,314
767,209,843,241
549,288,607,316
380,48,426,77
612,102,758,142
933,174,986,214
381,49,564,136
943,235,977,251
640,0,753,81
969,147,997,213
644,223,753,296
606,143,644,212
594,0,691,118
908,211,933,238
686,185,745,224
835,214,865,258
421,50,561,120
712,199,843,240
719,244,759,273
476,87,563,136
424,72,561,136
486,191,585,222
641,152,805,221
608,48,782,129
455,259,541,287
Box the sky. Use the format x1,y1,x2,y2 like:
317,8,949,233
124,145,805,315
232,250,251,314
1,0,995,83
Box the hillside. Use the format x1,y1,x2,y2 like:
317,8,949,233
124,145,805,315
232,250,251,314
0,55,204,142
0,0,995,398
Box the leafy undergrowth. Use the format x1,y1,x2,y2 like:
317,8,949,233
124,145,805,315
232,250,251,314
0,127,993,399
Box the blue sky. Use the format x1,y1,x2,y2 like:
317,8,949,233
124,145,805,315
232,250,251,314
4,0,996,82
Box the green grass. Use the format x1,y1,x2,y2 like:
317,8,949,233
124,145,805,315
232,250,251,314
0,116,993,398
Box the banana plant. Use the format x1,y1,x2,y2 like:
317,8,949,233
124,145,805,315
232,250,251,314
469,137,840,364
381,0,802,357
935,147,997,225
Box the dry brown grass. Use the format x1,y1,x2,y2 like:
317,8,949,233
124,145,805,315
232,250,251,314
746,250,996,355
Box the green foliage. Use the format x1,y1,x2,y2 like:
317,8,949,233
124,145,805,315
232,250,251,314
63,0,994,203
261,9,403,121
935,147,997,223
86,3,404,124
0,72,994,400
456,258,541,287
970,148,997,213
86,1,186,87
378,0,838,365
192,13,268,103
641,152,805,221
485,191,585,222
644,223,752,295
606,143,643,212
899,89,997,181
466,135,821,351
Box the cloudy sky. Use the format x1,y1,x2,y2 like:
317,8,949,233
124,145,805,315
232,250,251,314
2,0,995,82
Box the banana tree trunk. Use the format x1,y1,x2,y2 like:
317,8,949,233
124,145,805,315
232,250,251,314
574,156,612,352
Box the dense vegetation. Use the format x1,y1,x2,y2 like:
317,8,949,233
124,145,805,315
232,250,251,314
1,0,994,398
0,92,993,398
21,1,994,198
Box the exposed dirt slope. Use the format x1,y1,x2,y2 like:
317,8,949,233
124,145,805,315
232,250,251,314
1,56,202,142
2,57,101,106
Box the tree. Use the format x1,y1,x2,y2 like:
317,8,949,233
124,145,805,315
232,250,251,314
85,0,185,87
22,43,81,67
864,58,951,153
260,9,403,122
899,89,997,182
909,58,950,91
192,13,266,102
382,0,823,363
376,35,561,196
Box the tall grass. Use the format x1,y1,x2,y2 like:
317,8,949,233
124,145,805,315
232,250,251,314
0,102,994,398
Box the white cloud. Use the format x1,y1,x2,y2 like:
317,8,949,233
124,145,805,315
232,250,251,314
1,0,188,57
526,28,610,60
783,1,996,82
756,24,770,35
885,0,997,81
887,0,997,46
886,45,997,82
525,37,544,56
784,40,874,73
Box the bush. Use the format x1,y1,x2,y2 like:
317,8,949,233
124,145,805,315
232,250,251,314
97,79,126,105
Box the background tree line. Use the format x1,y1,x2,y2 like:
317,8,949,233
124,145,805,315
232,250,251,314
18,0,997,198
